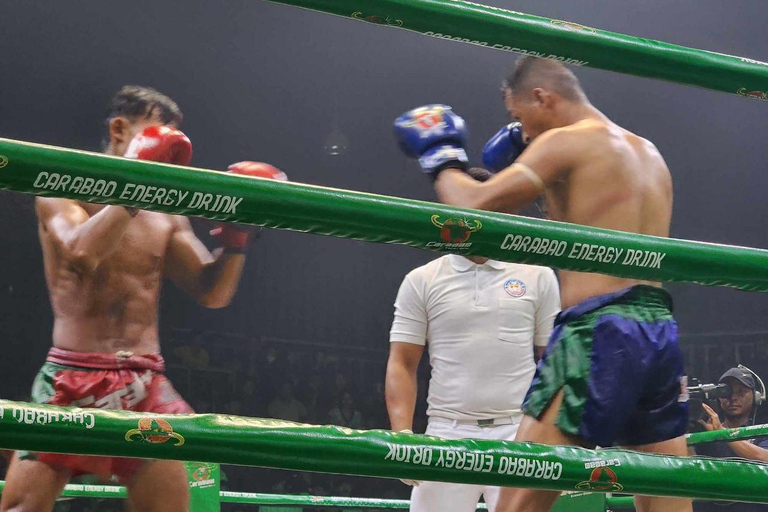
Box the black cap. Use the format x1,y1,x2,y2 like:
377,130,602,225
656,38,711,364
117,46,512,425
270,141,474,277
719,367,756,390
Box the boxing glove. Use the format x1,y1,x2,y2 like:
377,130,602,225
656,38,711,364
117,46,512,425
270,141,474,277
394,104,469,179
125,125,193,166
210,162,288,252
482,122,527,173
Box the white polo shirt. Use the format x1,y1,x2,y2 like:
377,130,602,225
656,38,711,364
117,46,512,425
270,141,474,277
390,254,560,421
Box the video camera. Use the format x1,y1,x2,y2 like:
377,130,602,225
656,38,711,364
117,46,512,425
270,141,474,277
686,377,732,432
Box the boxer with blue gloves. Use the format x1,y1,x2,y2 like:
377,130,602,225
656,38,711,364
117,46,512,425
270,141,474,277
395,105,545,213
395,56,688,512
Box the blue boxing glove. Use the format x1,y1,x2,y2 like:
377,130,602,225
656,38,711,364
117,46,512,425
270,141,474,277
482,122,528,173
394,104,469,178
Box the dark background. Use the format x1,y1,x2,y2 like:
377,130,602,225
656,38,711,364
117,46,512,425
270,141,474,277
1,0,767,506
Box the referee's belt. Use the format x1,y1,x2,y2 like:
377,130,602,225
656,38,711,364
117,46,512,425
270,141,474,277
430,414,522,428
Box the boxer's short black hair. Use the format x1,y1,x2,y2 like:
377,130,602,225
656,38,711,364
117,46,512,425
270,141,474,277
503,57,585,102
103,85,183,147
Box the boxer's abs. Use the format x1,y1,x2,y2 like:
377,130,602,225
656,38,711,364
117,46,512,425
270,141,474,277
47,257,165,355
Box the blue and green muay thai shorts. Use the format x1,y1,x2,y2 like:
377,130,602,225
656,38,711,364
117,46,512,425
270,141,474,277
522,285,688,447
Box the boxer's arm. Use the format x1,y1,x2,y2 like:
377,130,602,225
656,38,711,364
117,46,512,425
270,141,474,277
164,216,245,309
434,129,574,213
35,197,134,273
386,342,424,433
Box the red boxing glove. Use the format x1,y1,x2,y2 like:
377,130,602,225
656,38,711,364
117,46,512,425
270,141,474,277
226,161,288,181
124,125,193,166
210,162,288,252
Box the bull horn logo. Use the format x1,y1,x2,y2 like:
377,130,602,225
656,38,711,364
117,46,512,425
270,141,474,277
351,11,403,27
431,215,482,244
125,418,185,446
575,467,623,492
737,87,768,101
0,156,8,169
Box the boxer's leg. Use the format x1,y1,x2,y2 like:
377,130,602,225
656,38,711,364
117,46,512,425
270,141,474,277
123,371,194,511
0,454,69,512
126,459,189,512
629,437,691,512
494,390,584,512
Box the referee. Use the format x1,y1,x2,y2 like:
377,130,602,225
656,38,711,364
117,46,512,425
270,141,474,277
385,253,560,512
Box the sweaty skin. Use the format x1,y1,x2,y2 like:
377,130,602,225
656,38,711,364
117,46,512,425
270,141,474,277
435,107,672,309
36,200,240,355
434,85,685,512
33,112,247,356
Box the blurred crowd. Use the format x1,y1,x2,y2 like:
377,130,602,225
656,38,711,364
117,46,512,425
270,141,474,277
2,326,767,511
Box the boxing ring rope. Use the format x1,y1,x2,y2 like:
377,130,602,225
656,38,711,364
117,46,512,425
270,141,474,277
0,481,418,507
260,0,768,101
686,423,768,444
0,483,733,510
1,400,767,503
1,138,768,292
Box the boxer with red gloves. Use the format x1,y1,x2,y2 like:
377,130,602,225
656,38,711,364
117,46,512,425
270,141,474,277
1,86,254,512
210,161,288,253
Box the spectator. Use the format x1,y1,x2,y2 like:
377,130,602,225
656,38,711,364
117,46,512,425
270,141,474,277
239,379,260,416
328,392,365,429
694,366,768,511
225,399,243,416
268,383,308,422
174,332,210,369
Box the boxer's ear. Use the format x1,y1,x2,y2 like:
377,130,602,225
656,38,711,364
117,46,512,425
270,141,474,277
108,117,130,146
106,116,138,157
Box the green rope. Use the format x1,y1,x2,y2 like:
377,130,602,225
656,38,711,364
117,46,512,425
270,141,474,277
605,496,635,509
260,0,768,101
1,138,767,292
219,492,417,507
687,423,768,445
0,481,127,499
1,400,768,503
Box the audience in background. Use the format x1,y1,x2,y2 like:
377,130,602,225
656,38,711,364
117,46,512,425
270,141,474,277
4,327,766,512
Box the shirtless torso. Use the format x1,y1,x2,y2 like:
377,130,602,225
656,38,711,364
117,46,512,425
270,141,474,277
38,200,182,354
420,57,687,512
534,118,672,308
37,198,234,354
436,113,672,309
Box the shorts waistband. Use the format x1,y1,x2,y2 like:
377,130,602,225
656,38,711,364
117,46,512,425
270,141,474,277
430,414,522,428
556,285,673,325
46,347,165,372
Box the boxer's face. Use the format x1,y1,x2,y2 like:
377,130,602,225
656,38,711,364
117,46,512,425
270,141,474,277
720,379,754,417
106,107,177,157
504,88,545,141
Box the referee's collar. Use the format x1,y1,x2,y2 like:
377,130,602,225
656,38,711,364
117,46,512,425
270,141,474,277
448,254,506,272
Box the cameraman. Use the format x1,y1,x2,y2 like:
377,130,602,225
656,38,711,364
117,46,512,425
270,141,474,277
694,367,768,511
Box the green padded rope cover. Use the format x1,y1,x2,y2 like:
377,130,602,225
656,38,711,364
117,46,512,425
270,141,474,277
605,496,636,509
1,400,768,503
687,423,768,445
219,491,600,510
0,482,604,511
0,138,767,292
261,0,768,100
